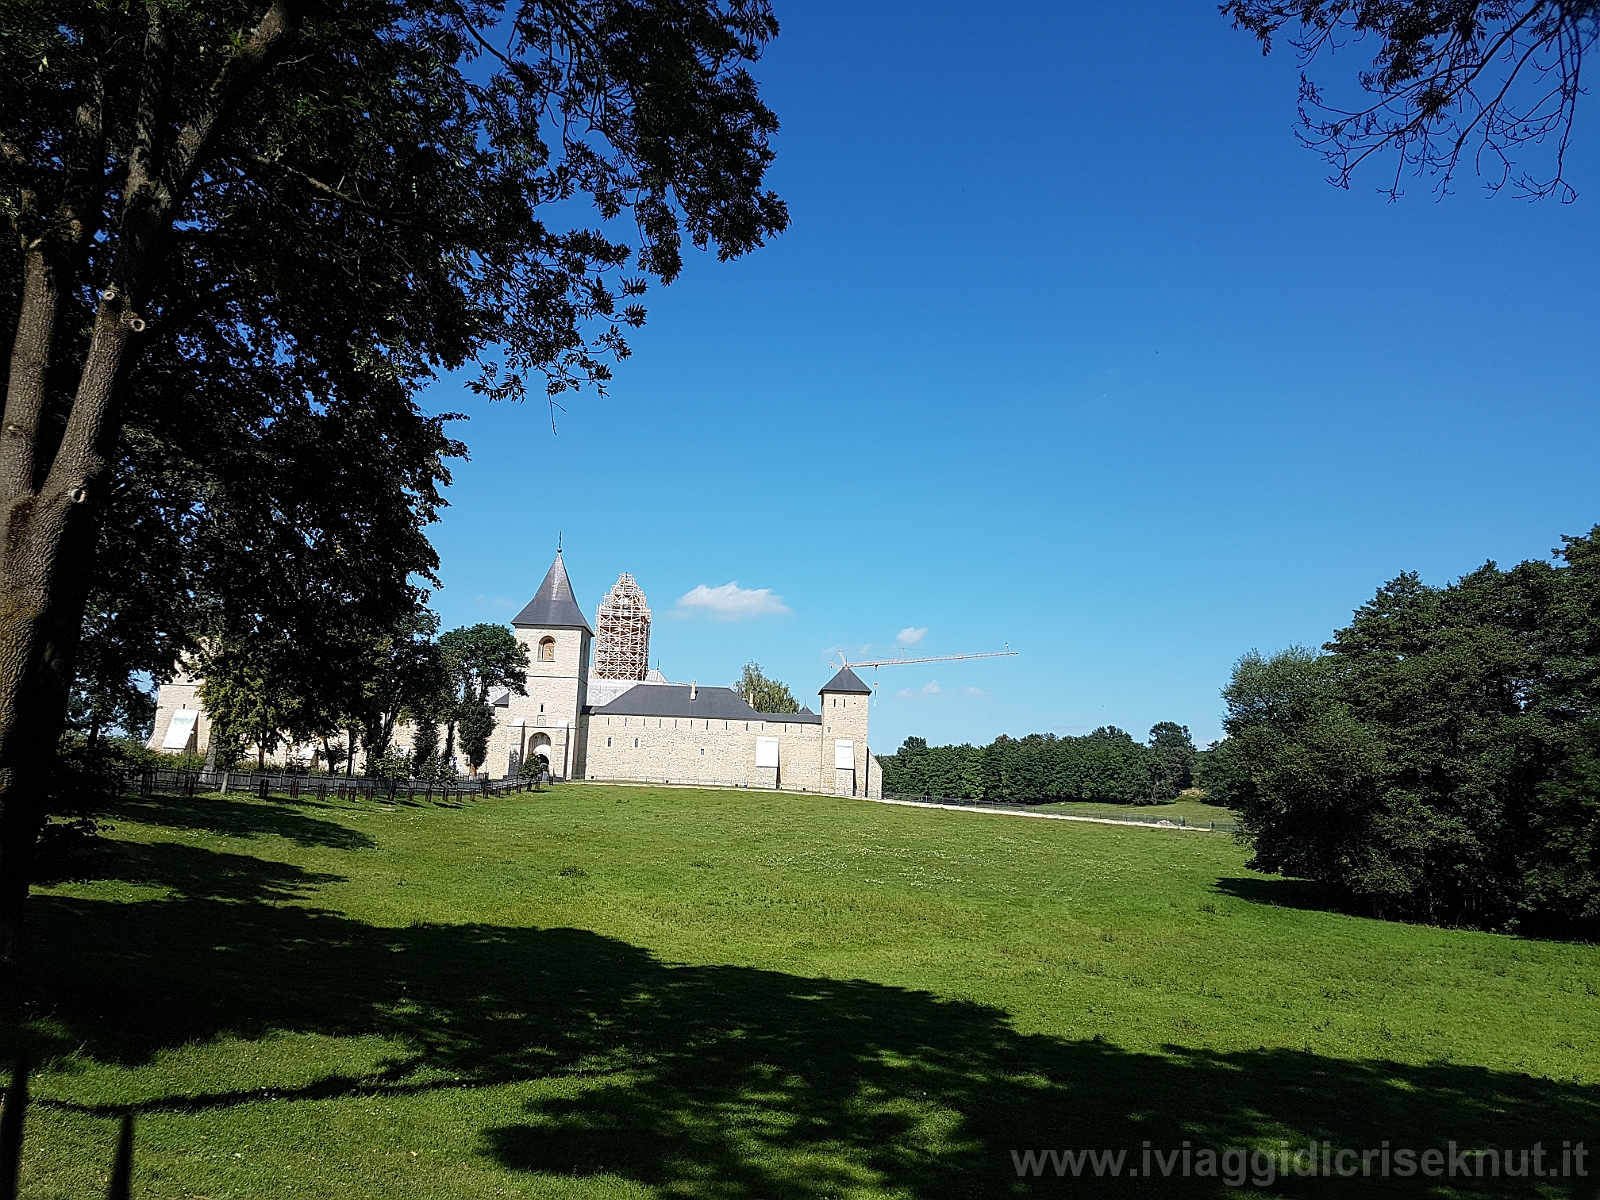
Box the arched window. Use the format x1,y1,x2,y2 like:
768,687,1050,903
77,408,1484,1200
538,636,555,662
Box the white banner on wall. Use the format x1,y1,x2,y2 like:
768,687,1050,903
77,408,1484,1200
755,736,780,768
161,709,198,750
834,739,855,770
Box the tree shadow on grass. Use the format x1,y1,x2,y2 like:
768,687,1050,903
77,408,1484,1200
109,791,377,850
1212,876,1351,916
111,840,347,902
4,842,1595,1199
1212,876,1600,944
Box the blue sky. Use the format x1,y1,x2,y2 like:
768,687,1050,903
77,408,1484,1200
421,1,1600,751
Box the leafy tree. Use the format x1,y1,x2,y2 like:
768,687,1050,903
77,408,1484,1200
314,738,345,776
1207,531,1600,935
1226,1,1595,199
457,701,498,776
199,626,364,772
0,0,786,957
198,649,307,771
439,625,529,707
67,597,158,750
437,623,527,771
1147,721,1198,799
733,662,799,713
66,450,203,751
353,612,450,767
364,753,414,783
410,720,441,779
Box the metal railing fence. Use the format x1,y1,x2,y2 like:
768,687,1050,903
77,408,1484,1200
882,791,1238,832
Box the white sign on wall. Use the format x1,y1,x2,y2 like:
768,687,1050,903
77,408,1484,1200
162,709,198,750
834,739,855,770
755,736,780,768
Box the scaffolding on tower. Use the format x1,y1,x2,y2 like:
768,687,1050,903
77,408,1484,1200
593,573,652,680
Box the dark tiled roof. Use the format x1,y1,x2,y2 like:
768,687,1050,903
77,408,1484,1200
586,684,822,723
819,666,872,695
512,554,591,632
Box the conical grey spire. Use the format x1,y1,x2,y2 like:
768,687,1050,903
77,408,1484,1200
512,553,591,632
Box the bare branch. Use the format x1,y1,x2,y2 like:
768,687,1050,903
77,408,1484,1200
1229,1,1598,200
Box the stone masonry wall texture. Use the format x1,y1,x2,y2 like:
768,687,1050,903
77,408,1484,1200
581,712,829,791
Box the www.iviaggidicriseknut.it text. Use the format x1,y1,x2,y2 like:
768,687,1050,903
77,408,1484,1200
1011,1140,1588,1186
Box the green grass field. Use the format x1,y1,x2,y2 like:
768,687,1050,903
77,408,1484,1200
4,785,1597,1198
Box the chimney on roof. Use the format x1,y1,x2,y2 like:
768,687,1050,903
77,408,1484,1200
690,680,697,701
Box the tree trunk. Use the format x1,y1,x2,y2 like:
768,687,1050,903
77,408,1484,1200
0,0,299,963
0,508,97,964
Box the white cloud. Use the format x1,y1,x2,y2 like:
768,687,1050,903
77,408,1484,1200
897,626,928,645
922,680,941,695
676,581,791,620
964,686,989,697
895,687,914,698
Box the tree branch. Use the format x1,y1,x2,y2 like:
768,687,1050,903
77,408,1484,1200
46,1,302,513
240,153,422,227
163,0,301,200
0,55,106,504
129,2,175,201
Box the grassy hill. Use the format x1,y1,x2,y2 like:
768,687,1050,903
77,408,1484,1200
5,784,1597,1198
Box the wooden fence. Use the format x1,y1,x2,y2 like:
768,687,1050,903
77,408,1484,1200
126,767,543,803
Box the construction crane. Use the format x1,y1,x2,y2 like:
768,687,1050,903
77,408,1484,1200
829,646,1017,699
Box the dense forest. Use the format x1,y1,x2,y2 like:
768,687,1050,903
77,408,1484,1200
879,723,1197,805
1203,527,1600,936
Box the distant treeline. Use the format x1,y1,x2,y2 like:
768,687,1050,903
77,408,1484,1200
878,723,1198,806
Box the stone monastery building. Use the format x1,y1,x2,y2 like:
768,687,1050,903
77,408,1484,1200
150,553,884,798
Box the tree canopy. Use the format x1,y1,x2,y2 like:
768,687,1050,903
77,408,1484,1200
1203,527,1600,936
440,625,529,706
439,623,528,773
351,612,451,765
733,662,798,714
0,0,787,954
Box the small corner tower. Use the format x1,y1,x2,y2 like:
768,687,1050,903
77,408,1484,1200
819,666,876,797
499,552,592,779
